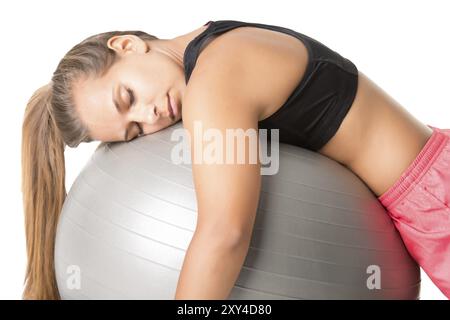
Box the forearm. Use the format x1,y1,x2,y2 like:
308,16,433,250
174,230,250,299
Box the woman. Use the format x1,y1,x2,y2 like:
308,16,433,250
21,19,450,299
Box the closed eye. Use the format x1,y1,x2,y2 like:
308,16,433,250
125,87,143,139
127,88,135,106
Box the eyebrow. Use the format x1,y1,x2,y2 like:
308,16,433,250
112,85,130,141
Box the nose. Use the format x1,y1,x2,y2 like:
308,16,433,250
127,102,160,125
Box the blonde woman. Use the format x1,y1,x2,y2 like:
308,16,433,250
22,20,450,299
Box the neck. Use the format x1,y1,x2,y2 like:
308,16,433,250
146,23,209,69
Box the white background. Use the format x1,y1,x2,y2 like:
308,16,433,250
0,0,448,299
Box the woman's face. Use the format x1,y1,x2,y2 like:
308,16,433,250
72,35,186,142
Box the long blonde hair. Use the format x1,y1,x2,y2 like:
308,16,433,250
21,30,158,299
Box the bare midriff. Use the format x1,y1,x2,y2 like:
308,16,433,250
320,71,433,197
192,24,434,198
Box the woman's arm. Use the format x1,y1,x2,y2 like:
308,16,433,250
174,59,263,299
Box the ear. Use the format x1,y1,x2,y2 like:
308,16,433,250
106,35,149,56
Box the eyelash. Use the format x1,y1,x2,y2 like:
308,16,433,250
126,88,143,137
126,88,135,106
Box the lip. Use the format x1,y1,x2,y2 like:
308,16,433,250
167,93,175,120
168,94,178,118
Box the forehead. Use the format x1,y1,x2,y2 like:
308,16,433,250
72,73,123,141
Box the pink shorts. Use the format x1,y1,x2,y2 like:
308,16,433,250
378,125,450,299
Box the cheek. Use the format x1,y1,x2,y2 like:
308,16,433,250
156,58,182,80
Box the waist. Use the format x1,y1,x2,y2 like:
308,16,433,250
337,71,435,196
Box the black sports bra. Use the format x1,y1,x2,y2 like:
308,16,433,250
183,20,359,151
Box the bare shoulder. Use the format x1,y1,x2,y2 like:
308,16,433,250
184,26,309,122
182,40,263,123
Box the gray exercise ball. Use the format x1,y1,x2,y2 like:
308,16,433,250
54,122,420,299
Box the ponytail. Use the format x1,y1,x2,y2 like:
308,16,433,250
20,28,159,299
21,83,66,299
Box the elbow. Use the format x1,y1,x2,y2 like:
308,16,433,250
196,224,252,250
